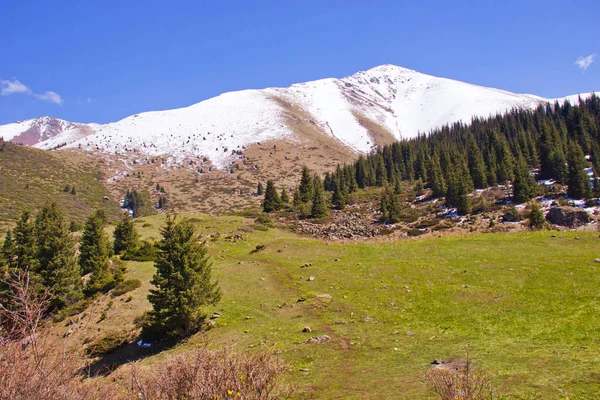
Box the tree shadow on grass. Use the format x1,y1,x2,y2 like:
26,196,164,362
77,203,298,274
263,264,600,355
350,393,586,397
82,338,175,377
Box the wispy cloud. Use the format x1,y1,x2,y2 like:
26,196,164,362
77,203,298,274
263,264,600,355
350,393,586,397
0,77,64,105
34,91,64,105
0,79,32,95
575,54,596,71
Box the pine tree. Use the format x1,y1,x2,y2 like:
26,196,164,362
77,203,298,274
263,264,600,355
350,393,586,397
528,201,545,229
380,186,402,223
35,203,83,310
256,182,264,196
298,166,314,204
81,210,114,294
593,167,600,198
311,175,328,218
292,187,301,208
114,213,140,255
1,230,16,269
144,216,221,340
567,141,591,199
331,176,346,210
414,178,425,196
467,138,488,189
12,211,38,272
262,180,282,213
512,157,537,204
280,187,289,203
446,171,471,215
158,195,168,209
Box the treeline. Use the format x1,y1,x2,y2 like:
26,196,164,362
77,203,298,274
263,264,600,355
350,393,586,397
0,205,143,315
325,96,599,213
261,96,600,218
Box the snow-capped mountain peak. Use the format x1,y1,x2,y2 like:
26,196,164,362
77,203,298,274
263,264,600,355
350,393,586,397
0,65,596,169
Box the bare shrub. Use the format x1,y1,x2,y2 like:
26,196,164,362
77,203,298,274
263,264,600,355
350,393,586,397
0,271,116,400
130,345,290,400
0,271,290,399
425,347,495,400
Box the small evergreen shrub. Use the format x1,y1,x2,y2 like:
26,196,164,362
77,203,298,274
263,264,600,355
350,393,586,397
111,278,142,297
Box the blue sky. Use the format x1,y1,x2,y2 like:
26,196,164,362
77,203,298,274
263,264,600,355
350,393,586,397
1,0,598,125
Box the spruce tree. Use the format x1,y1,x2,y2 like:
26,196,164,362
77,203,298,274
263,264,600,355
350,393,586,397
380,186,401,223
1,230,16,269
280,187,289,203
35,203,82,310
262,180,282,213
144,216,221,340
292,187,301,208
331,176,346,210
310,175,328,218
468,138,488,189
80,210,114,294
414,178,425,196
256,182,264,196
298,166,314,204
11,211,37,272
567,141,591,199
114,213,140,255
512,157,537,204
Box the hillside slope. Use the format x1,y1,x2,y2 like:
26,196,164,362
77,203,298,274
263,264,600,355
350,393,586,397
0,140,122,227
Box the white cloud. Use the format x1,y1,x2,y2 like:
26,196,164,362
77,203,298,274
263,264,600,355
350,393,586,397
86,96,94,103
0,79,31,96
34,91,64,105
0,77,64,105
575,54,596,71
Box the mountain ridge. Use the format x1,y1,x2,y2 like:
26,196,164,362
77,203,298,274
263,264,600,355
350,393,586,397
0,64,596,169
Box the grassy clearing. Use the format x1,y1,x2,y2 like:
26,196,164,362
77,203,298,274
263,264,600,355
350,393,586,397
74,214,600,399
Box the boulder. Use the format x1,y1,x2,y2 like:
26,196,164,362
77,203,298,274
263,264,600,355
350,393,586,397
546,207,591,228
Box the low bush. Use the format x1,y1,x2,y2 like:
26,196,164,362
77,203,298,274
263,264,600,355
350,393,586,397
111,279,142,297
130,346,290,400
53,297,94,322
121,240,158,261
85,331,132,357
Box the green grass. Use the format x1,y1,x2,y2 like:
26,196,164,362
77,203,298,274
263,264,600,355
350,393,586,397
98,215,600,399
0,143,122,227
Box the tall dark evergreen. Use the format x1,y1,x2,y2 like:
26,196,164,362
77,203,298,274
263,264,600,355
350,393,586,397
262,180,283,213
80,210,115,294
144,216,221,340
11,211,38,272
331,176,346,210
512,157,537,204
380,186,402,223
310,175,328,218
123,189,145,218
113,213,140,255
280,187,289,203
256,182,264,196
298,166,314,204
35,203,82,310
1,230,16,270
566,141,591,199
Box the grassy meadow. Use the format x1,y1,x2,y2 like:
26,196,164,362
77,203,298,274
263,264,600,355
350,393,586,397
91,214,600,399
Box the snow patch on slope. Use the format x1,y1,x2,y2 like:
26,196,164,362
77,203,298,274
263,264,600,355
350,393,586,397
67,90,292,169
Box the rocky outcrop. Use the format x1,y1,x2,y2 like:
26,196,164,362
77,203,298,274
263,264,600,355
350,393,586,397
545,207,591,228
296,211,380,240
